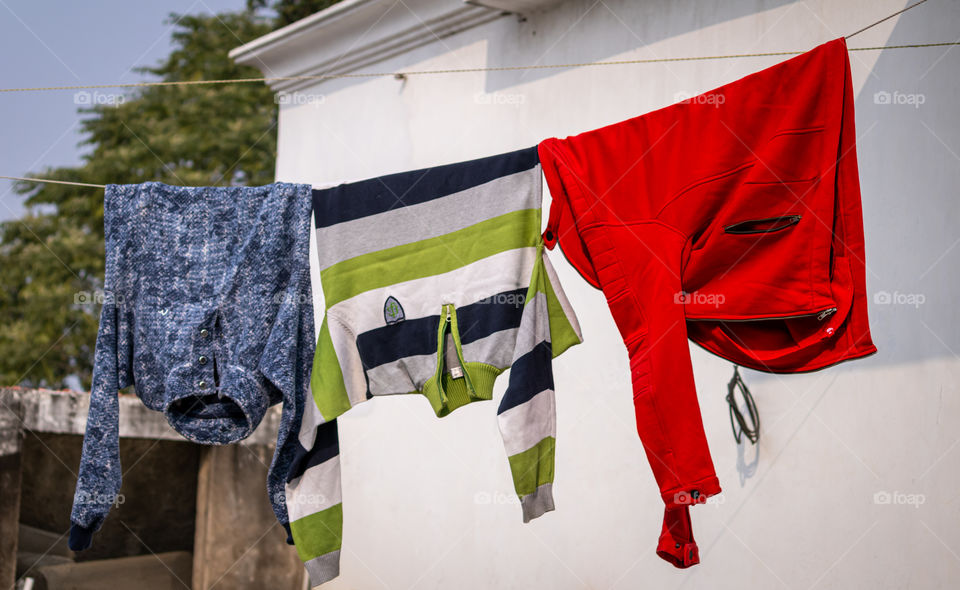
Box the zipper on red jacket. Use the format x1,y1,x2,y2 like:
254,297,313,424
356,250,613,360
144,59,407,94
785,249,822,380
687,306,838,323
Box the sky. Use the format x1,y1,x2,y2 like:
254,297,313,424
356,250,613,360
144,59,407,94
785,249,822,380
0,0,250,221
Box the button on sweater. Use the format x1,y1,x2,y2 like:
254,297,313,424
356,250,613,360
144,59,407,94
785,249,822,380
69,181,315,551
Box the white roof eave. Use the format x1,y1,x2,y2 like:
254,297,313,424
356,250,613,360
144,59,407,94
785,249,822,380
228,0,523,93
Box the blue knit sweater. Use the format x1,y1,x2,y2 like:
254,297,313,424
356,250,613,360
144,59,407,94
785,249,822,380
69,181,314,550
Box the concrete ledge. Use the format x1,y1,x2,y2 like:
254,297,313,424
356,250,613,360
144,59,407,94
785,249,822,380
1,388,282,446
0,389,22,457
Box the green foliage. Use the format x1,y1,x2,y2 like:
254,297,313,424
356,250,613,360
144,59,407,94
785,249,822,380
247,0,344,27
0,12,277,388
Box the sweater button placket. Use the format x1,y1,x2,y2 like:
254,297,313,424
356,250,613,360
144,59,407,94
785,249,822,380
199,327,211,392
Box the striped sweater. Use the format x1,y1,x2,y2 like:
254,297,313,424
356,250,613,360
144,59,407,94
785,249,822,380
288,146,582,586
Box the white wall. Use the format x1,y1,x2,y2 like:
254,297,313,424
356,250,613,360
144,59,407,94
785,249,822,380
276,1,960,588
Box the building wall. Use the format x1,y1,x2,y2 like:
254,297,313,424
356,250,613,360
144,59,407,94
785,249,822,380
273,1,960,587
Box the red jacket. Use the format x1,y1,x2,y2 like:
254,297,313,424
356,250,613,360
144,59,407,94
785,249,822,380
538,38,876,567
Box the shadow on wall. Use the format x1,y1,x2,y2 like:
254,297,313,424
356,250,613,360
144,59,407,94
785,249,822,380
853,0,960,367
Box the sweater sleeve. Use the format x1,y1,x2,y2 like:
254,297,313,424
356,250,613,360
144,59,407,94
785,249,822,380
259,189,316,538
69,294,130,550
497,245,582,522
285,314,353,587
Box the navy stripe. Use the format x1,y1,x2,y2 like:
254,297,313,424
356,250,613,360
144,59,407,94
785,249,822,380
355,289,527,369
358,313,440,369
457,289,526,345
497,341,554,415
314,146,539,228
287,420,339,482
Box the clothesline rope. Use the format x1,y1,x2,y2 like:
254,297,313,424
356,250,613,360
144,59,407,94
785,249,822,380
1,39,955,192
0,0,936,94
0,175,106,188
0,41,952,94
845,0,929,40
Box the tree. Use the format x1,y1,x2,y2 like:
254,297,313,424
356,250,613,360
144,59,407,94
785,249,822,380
247,0,344,27
0,12,277,388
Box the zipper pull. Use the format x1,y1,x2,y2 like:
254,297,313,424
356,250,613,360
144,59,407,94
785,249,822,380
817,307,837,321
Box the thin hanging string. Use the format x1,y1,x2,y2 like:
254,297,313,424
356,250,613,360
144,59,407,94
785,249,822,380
0,0,946,189
846,0,929,39
0,0,940,95
0,175,106,188
2,41,954,192
0,41,953,94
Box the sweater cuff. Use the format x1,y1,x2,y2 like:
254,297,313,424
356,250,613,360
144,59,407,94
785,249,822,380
282,521,294,545
520,482,555,523
69,521,96,551
305,550,341,587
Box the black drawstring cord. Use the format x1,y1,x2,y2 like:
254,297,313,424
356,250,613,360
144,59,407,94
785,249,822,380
726,365,760,445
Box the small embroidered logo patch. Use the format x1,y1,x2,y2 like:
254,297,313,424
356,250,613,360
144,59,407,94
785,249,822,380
384,296,405,325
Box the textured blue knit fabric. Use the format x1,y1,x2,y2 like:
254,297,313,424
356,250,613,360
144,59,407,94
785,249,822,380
69,181,314,550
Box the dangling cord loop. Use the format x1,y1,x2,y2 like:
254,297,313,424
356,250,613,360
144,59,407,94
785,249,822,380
726,365,760,445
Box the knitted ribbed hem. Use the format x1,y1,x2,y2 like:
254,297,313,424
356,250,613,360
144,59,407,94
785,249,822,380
520,482,555,523
68,521,96,551
305,550,341,588
422,362,502,417
282,521,293,545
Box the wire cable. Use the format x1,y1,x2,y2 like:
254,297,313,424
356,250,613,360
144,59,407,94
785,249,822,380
846,0,930,39
0,175,106,188
0,41,954,94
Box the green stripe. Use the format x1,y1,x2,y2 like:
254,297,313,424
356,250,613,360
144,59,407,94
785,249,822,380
321,208,540,307
543,264,581,358
311,317,352,421
508,436,556,497
290,503,343,561
524,247,581,358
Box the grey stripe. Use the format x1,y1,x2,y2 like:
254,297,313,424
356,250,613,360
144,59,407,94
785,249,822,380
521,483,555,523
497,389,555,456
462,326,517,369
512,292,551,363
366,353,433,395
305,550,341,587
364,327,519,395
317,166,541,269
